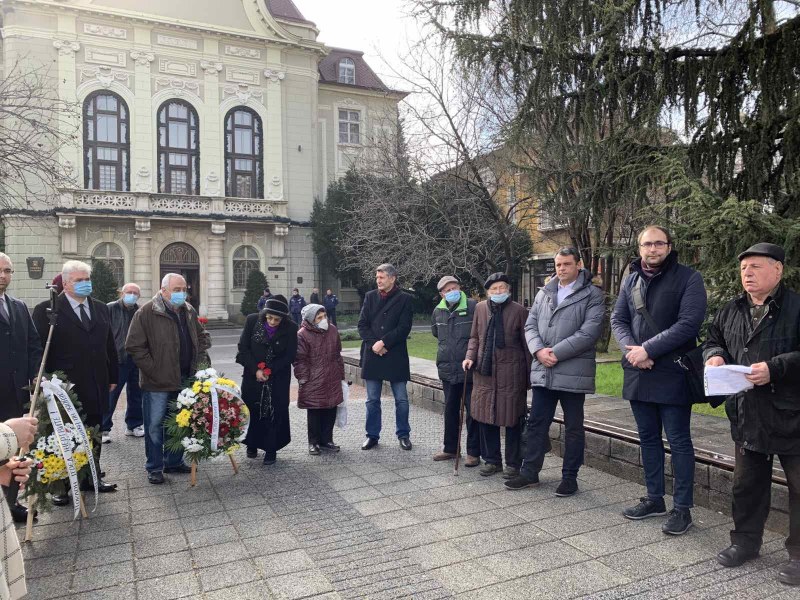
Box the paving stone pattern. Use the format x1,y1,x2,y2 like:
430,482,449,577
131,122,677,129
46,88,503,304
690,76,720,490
23,329,791,599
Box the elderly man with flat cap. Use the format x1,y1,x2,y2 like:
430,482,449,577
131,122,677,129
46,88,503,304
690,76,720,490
704,242,800,585
463,273,531,478
431,275,480,465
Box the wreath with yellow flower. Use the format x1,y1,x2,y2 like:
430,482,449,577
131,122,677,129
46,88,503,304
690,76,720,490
23,372,99,514
165,368,249,483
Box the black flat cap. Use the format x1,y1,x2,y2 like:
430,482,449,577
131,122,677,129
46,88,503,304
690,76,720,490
483,272,510,289
737,242,785,263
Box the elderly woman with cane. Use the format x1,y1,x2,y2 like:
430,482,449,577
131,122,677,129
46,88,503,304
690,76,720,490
294,304,345,455
236,296,298,465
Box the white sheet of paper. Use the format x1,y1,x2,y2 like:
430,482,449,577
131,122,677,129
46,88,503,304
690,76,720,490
704,365,754,396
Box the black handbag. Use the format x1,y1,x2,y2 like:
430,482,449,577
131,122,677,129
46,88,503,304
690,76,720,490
631,278,726,407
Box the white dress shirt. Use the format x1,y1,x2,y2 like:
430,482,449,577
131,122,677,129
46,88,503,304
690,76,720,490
556,278,578,306
66,293,91,320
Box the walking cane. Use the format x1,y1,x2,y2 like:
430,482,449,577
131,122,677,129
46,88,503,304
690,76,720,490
453,376,469,477
23,284,60,542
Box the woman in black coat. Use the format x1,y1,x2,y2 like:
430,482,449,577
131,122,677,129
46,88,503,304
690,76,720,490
236,297,297,464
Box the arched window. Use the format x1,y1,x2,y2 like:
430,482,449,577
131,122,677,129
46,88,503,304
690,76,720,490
157,100,200,195
92,242,124,287
83,92,130,191
224,108,263,199
338,57,355,85
233,245,260,288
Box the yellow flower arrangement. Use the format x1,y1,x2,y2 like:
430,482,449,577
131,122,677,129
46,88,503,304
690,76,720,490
176,409,192,428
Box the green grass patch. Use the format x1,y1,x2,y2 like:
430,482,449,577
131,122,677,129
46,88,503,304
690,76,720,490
341,331,440,361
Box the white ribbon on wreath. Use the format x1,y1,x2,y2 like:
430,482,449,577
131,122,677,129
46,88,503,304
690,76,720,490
40,375,100,519
208,380,247,452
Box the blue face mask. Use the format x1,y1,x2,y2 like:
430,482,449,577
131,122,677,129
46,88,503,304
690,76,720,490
444,290,461,304
73,280,92,298
123,293,138,306
490,293,510,304
170,291,187,306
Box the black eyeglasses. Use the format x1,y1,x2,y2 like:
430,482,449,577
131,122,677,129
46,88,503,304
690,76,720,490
639,241,670,249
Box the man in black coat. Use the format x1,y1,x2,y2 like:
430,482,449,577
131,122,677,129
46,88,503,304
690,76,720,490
358,263,413,450
33,260,119,502
704,243,800,586
323,289,339,326
611,225,706,536
0,252,43,521
431,275,479,465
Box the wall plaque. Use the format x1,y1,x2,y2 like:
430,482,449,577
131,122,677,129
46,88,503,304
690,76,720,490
26,257,45,279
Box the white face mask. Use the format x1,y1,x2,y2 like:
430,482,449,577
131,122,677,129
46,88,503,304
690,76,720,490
317,318,329,331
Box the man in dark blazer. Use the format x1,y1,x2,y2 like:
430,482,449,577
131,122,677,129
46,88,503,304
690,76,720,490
358,263,414,450
0,252,43,521
33,260,119,504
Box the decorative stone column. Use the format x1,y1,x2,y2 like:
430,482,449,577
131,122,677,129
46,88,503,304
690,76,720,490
264,57,285,200
53,38,81,184
130,32,155,192
206,222,228,320
58,216,77,255
133,219,154,299
201,58,224,196
272,224,289,258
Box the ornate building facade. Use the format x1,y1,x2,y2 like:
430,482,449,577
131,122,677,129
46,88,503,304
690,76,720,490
0,0,404,319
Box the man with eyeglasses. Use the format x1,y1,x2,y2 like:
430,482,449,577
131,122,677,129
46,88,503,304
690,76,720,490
611,226,707,536
0,253,42,522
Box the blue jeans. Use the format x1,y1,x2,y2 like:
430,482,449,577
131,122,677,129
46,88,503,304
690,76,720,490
629,400,695,510
522,387,585,481
142,390,185,474
364,379,411,440
103,356,143,432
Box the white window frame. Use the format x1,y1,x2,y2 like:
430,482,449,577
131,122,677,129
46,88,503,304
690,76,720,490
338,58,355,85
338,109,361,145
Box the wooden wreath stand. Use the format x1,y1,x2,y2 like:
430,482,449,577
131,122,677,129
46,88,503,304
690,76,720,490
189,454,239,487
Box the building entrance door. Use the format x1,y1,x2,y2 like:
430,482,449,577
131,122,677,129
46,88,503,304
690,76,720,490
160,242,201,311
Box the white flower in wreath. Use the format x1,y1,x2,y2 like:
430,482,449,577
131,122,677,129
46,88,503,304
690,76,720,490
177,389,198,407
181,437,203,453
195,368,219,380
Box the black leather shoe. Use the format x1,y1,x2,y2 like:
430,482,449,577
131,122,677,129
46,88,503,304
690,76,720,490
263,454,276,465
83,480,118,493
399,437,412,451
246,447,258,459
320,442,340,452
361,437,378,450
164,463,192,474
717,544,759,568
9,503,36,523
309,444,321,455
779,559,800,586
148,471,165,485
52,494,70,506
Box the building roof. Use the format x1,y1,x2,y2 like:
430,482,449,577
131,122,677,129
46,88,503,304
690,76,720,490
318,48,391,92
266,0,314,25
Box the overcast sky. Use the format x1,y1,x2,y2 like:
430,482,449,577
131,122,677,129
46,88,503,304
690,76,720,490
291,0,421,85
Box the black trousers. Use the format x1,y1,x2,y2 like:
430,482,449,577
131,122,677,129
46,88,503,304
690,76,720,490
480,421,522,468
307,408,337,445
731,445,800,558
441,380,480,457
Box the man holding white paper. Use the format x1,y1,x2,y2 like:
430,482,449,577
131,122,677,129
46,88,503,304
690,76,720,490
704,242,800,586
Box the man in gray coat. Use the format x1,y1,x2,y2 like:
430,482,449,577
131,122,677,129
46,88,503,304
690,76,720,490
505,247,604,496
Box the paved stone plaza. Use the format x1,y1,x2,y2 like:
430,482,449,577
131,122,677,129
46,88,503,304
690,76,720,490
22,329,794,599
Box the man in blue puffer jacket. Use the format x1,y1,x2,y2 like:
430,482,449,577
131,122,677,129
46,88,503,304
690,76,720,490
505,247,604,496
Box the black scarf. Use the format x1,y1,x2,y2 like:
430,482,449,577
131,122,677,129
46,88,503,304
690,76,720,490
250,315,278,422
479,299,507,376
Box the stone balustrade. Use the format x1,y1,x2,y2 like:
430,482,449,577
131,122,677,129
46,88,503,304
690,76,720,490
58,189,289,221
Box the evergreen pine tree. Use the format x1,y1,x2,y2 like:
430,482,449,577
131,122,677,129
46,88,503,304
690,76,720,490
91,260,119,303
241,269,267,316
